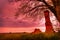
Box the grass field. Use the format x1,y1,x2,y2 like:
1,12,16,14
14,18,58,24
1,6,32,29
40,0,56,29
0,32,60,40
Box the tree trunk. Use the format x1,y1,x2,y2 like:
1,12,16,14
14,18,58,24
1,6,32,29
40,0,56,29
44,10,54,33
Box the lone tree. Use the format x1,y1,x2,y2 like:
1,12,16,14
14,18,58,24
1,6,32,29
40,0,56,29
14,0,59,33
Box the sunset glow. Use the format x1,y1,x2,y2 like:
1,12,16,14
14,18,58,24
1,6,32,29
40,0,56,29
0,0,60,33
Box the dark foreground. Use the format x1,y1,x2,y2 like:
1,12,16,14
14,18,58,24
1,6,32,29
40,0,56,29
0,32,60,40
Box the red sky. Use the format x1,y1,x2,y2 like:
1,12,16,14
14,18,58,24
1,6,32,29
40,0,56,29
0,0,60,33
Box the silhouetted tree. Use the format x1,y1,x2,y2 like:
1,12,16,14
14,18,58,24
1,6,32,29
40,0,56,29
14,0,59,33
